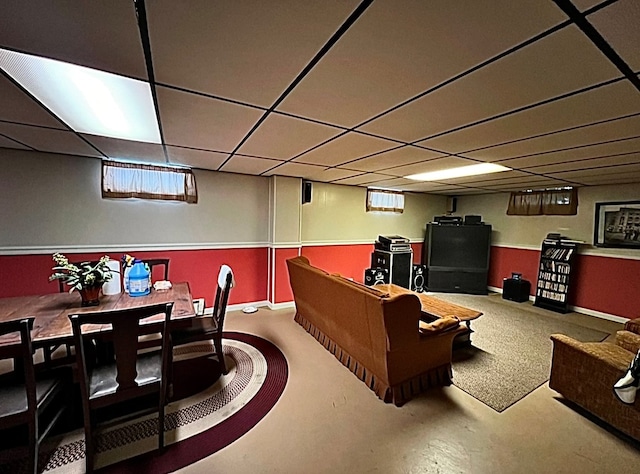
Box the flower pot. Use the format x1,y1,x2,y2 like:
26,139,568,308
79,285,102,307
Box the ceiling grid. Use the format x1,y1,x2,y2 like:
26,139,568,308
0,0,638,195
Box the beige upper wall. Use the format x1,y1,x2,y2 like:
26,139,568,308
301,181,446,244
270,175,302,245
456,183,640,257
0,149,271,250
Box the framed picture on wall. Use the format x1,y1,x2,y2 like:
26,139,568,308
594,200,640,248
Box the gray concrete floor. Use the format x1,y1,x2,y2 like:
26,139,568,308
182,302,640,474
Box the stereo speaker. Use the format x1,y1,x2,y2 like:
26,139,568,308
464,214,482,225
411,264,427,293
446,196,457,214
371,250,412,289
302,180,312,204
502,277,531,303
364,267,389,286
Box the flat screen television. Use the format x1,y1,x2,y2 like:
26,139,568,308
425,223,491,272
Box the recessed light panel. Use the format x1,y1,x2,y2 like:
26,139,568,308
0,48,160,144
406,163,511,181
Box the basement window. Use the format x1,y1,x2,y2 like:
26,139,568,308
102,160,197,203
366,189,404,213
507,187,577,216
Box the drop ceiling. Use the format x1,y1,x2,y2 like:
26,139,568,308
0,0,639,195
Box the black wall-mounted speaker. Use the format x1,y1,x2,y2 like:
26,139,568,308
302,180,312,204
412,264,427,293
446,196,457,214
364,267,389,286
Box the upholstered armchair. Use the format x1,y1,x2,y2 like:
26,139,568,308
549,316,640,442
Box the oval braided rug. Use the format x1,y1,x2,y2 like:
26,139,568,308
1,332,288,473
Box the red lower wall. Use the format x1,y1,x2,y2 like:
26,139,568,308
0,248,268,307
488,245,640,319
3,243,636,319
273,247,300,304
300,242,423,284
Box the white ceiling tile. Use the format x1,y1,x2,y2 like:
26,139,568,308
360,26,621,142
479,178,573,191
82,135,166,163
0,0,147,79
569,171,640,185
167,146,229,170
278,0,566,127
553,162,640,179
304,168,361,182
0,122,103,157
465,114,640,161
2,2,638,194
220,155,284,175
147,0,360,106
589,0,640,70
262,161,328,179
333,173,392,186
237,114,342,159
400,181,463,193
157,86,264,152
294,132,398,166
365,177,416,189
0,75,65,129
528,152,640,173
440,188,504,196
570,0,603,12
386,156,476,177
496,136,640,169
344,146,444,172
442,170,532,185
420,80,640,154
0,134,30,150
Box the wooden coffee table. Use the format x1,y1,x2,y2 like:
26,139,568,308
378,283,483,345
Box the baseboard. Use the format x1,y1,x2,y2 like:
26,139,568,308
567,306,628,324
488,286,627,323
203,300,273,315
267,301,296,311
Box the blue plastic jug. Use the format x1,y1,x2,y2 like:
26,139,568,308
128,259,150,296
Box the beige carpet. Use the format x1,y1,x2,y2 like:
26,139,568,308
430,292,610,412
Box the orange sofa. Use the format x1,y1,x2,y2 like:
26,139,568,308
286,256,464,406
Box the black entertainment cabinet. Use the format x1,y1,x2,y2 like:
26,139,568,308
423,221,492,295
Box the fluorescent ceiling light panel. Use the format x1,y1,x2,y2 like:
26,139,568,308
406,163,511,181
0,48,160,144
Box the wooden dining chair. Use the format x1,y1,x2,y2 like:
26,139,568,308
0,318,69,474
172,265,233,374
145,258,170,281
68,302,174,473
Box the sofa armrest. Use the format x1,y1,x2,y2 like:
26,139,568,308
624,317,640,335
418,317,461,336
550,334,632,372
616,330,640,354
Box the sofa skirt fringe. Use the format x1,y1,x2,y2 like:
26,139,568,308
294,312,452,406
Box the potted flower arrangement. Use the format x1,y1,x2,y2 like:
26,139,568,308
49,253,115,306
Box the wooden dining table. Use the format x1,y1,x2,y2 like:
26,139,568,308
0,282,196,357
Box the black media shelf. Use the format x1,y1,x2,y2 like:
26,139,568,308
533,239,578,313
